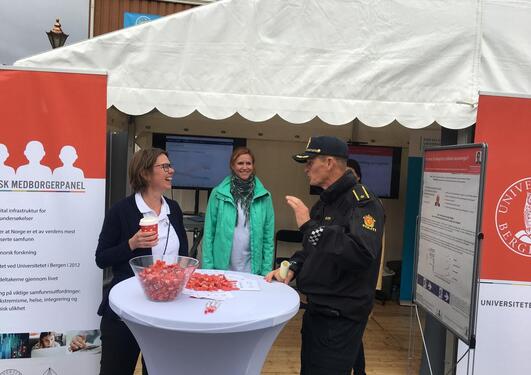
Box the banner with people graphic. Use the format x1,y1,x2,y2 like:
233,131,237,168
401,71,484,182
456,93,531,374
0,68,106,374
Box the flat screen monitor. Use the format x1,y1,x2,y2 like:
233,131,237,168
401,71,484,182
152,133,246,189
348,145,402,199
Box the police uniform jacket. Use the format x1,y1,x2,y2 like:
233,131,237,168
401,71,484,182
290,171,385,321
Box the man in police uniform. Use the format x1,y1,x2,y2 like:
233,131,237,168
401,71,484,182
266,136,385,375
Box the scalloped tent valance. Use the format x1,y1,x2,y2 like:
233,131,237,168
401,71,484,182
15,0,485,129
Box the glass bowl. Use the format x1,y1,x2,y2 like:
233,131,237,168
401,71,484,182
129,255,199,302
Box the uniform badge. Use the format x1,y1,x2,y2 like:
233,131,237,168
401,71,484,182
362,214,377,232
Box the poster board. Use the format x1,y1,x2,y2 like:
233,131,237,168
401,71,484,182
414,144,487,344
0,67,106,374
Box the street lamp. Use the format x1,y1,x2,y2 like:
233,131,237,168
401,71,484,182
46,19,69,49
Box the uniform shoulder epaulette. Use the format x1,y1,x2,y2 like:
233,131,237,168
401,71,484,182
352,184,372,202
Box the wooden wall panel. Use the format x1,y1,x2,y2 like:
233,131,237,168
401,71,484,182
94,0,196,36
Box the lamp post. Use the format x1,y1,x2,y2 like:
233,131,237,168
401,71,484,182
46,19,69,49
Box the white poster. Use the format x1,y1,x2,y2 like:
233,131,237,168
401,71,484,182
415,146,484,342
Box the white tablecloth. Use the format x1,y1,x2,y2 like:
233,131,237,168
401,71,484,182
109,270,300,375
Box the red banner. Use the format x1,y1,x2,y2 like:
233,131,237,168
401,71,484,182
0,70,106,178
475,94,531,282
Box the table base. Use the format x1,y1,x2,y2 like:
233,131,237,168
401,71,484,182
126,320,287,375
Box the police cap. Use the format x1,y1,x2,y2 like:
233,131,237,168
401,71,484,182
292,136,348,163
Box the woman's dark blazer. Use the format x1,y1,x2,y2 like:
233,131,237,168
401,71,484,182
95,194,189,318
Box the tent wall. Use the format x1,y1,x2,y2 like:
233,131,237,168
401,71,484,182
114,109,442,263
480,0,531,96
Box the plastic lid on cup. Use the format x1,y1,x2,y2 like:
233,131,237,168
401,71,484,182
139,217,158,226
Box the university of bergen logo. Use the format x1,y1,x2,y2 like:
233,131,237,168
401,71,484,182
495,177,531,257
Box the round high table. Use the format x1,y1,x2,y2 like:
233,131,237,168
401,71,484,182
109,270,300,375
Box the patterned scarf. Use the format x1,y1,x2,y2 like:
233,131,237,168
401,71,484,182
230,173,255,226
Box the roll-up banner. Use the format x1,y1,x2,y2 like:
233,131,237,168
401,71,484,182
0,68,106,374
457,93,531,374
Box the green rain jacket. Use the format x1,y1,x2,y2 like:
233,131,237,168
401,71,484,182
202,176,275,276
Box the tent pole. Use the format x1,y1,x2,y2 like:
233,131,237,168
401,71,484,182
125,115,136,197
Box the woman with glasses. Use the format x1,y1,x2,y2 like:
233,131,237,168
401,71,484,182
202,147,274,276
95,148,188,375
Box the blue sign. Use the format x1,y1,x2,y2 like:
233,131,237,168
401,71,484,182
123,12,161,28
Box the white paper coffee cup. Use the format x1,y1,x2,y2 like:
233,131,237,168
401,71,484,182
139,217,158,233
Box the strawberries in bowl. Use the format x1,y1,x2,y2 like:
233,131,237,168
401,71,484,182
130,255,199,301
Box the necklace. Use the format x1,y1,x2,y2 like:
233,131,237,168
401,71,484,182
162,217,171,256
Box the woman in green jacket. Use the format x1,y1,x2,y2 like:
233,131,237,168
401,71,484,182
202,147,274,276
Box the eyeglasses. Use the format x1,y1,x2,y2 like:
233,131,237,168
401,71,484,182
154,163,173,172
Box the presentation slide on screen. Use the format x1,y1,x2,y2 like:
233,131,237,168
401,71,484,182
415,147,484,341
349,147,394,197
166,136,233,188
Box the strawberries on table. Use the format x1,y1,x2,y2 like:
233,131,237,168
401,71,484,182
186,273,239,292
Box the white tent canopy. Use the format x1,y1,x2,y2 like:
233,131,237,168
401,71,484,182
16,0,517,129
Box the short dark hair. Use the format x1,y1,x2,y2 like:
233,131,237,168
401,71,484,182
40,332,54,339
347,159,362,182
128,148,168,193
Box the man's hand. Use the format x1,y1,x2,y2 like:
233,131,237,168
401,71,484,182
69,335,87,352
264,268,294,284
286,195,310,227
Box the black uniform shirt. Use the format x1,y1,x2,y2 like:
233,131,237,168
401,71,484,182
290,171,385,321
